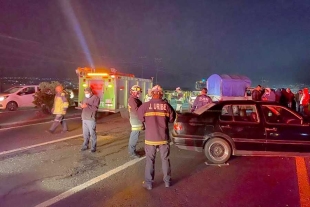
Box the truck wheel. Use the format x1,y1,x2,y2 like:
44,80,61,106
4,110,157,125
6,101,18,111
204,138,231,164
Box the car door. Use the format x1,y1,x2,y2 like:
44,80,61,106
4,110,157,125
18,87,36,107
219,104,266,151
261,105,310,152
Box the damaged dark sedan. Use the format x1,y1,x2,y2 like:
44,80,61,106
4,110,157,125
171,100,310,164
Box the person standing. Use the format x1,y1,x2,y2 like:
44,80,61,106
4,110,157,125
47,85,69,134
261,88,276,102
138,85,176,190
285,88,295,108
175,87,184,113
191,88,212,112
144,88,152,102
295,90,302,112
128,85,144,158
252,85,262,101
300,88,309,116
80,87,100,153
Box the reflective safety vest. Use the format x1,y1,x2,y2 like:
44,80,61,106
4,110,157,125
128,96,143,131
53,92,69,115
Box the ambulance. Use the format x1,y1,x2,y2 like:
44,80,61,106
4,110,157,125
76,67,153,117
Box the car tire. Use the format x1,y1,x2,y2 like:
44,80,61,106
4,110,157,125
6,101,18,111
204,138,231,164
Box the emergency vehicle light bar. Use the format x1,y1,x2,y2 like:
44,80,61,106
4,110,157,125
87,73,109,77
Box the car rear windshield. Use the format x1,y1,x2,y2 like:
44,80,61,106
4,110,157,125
193,103,217,115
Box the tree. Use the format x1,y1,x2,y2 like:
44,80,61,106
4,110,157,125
33,81,65,114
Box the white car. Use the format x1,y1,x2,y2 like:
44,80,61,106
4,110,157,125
0,85,39,111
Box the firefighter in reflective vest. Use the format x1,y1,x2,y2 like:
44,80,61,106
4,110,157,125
47,85,69,134
138,85,176,190
128,85,144,159
144,88,152,102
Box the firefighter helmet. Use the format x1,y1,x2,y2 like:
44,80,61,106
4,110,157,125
151,85,163,97
130,85,142,96
152,85,163,93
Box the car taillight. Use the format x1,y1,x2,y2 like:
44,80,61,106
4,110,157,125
174,122,183,131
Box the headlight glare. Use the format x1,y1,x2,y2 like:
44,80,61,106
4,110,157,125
0,96,8,101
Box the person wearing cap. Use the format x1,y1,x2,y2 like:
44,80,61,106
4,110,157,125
80,87,100,153
138,85,176,190
175,87,184,113
46,85,69,134
128,85,144,158
191,87,212,112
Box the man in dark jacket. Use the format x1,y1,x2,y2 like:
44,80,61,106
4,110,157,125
128,85,144,159
138,85,176,190
80,87,100,152
252,85,262,101
285,88,295,109
191,87,212,112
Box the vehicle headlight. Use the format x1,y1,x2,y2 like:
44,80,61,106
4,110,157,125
70,92,74,99
0,96,8,101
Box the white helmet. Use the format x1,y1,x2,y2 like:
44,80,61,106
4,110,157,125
151,85,164,97
152,85,163,93
130,85,142,97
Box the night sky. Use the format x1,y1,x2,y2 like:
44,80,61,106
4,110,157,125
0,0,310,89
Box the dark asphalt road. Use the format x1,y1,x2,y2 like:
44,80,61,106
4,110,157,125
0,107,81,129
0,110,309,207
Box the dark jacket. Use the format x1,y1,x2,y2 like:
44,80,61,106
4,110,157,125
252,89,261,101
81,94,100,121
191,94,212,112
285,92,295,104
137,99,176,145
128,95,143,130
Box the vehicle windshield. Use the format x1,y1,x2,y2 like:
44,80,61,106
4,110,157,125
4,86,24,94
193,103,216,115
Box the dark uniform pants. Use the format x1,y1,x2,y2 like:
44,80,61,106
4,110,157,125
49,114,67,132
145,144,171,185
82,120,97,150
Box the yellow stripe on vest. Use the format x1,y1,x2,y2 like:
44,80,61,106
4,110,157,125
132,125,143,131
145,112,169,117
145,140,168,145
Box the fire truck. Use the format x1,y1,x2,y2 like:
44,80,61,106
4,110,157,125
76,67,153,116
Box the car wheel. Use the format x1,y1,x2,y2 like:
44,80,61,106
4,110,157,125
204,138,231,164
6,101,18,111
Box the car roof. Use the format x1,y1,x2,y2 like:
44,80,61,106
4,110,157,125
216,100,282,106
16,85,39,87
194,100,283,115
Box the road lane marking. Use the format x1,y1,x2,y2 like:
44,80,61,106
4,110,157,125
35,157,145,207
0,134,83,156
295,157,310,207
0,117,80,131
